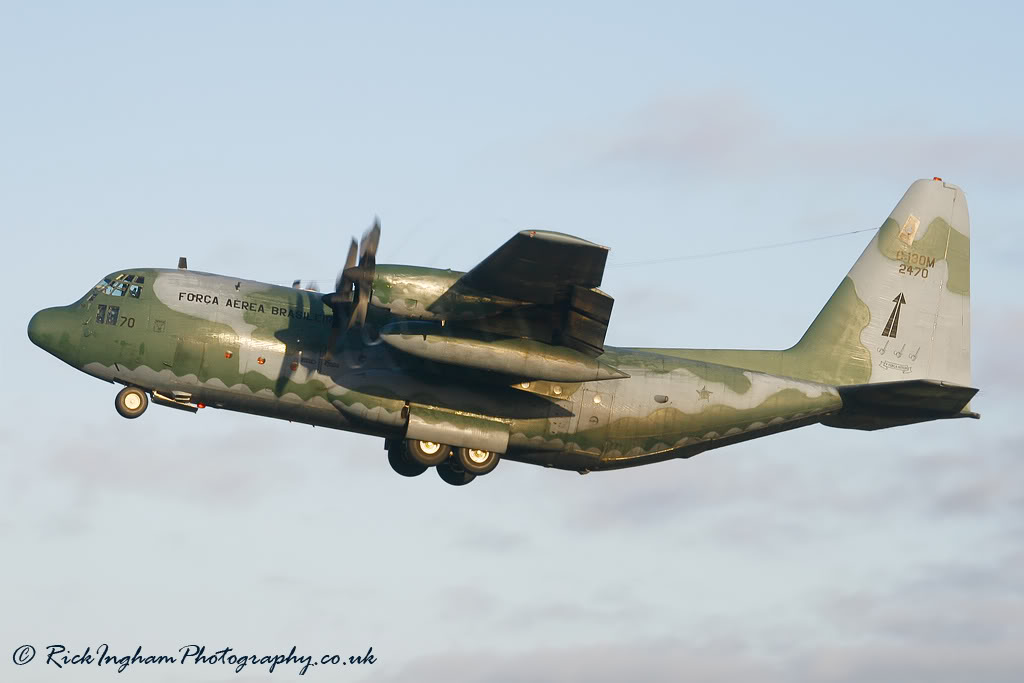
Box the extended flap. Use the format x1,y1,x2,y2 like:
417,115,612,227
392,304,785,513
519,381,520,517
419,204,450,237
406,404,511,454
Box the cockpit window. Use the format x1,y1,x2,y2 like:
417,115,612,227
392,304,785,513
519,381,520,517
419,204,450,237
86,278,110,302
86,273,146,302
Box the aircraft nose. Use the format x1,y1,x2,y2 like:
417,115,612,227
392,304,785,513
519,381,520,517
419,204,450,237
28,307,71,356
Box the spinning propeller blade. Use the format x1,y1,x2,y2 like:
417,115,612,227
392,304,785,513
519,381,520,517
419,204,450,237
324,219,381,357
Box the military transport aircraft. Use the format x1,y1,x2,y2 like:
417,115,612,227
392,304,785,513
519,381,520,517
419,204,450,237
28,178,977,485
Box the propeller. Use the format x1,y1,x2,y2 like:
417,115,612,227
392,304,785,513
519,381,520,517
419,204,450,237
324,219,380,355
345,218,381,331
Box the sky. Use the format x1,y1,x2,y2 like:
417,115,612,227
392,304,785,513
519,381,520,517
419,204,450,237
2,1,1023,681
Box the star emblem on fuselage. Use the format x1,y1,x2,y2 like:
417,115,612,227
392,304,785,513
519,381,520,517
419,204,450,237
696,385,712,401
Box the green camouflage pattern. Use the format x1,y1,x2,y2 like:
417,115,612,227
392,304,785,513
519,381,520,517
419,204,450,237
28,179,974,474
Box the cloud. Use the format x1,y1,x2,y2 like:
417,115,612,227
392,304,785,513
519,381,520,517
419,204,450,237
436,584,502,623
38,424,309,508
377,638,779,683
803,555,1024,683
973,307,1024,396
599,93,774,173
549,447,888,535
497,598,650,632
534,424,1021,562
378,636,1024,683
898,432,1024,517
377,555,1024,683
453,525,532,553
571,92,1024,182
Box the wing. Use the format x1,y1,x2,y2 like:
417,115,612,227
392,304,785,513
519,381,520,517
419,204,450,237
429,230,615,356
460,230,609,304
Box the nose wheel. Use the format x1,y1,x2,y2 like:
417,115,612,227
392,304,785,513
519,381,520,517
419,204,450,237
115,386,148,419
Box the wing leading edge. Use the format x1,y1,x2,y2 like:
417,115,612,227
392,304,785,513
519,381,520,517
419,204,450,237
461,230,609,304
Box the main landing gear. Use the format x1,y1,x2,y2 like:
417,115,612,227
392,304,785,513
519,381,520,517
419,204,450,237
115,386,148,419
386,439,501,486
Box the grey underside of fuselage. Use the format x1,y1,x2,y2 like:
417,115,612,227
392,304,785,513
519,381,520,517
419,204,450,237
88,343,841,472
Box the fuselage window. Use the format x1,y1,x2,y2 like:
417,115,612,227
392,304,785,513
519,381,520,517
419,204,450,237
128,284,142,298
106,305,120,325
96,304,107,323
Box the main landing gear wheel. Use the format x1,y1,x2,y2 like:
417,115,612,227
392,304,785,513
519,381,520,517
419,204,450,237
115,386,148,419
388,445,428,477
436,459,476,486
406,439,451,467
455,447,500,476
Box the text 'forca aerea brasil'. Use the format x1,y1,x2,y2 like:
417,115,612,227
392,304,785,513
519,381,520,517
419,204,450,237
178,291,334,324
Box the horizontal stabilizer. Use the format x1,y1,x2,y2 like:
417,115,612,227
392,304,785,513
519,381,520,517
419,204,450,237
823,379,979,431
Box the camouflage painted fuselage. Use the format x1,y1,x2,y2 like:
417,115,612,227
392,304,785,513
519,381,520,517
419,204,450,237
35,267,840,472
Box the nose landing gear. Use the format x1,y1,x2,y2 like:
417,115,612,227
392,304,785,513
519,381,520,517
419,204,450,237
115,386,148,419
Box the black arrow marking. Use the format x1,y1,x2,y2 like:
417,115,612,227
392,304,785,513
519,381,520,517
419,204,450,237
881,292,906,339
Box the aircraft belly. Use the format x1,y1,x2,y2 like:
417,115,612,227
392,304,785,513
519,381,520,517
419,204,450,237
325,366,553,432
191,384,358,432
597,358,842,468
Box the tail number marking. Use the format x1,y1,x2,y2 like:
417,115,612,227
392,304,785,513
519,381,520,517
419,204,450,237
898,263,929,278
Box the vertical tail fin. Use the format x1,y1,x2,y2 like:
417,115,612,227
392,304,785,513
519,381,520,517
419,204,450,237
790,178,971,387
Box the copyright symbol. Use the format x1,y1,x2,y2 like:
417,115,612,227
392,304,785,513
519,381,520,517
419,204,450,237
13,644,35,665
